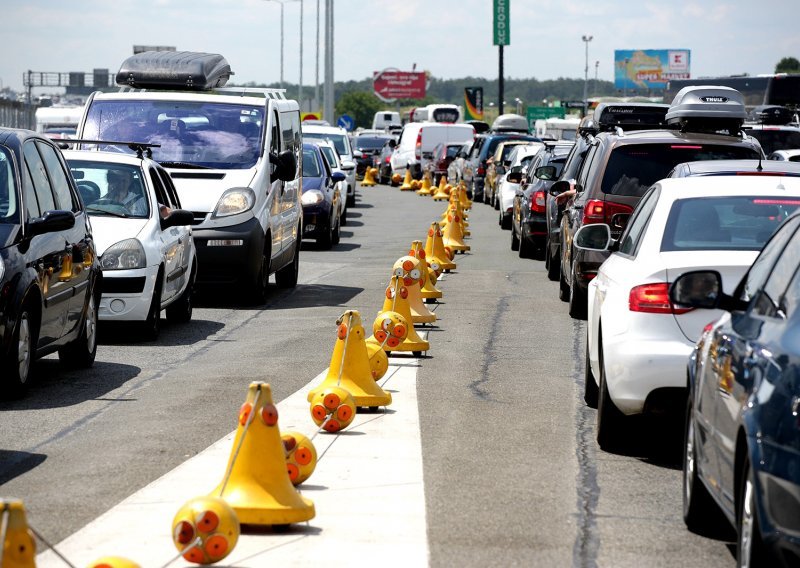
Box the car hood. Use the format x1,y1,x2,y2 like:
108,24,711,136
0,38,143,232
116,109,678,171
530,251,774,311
168,167,257,212
302,176,324,191
662,250,759,343
89,216,149,256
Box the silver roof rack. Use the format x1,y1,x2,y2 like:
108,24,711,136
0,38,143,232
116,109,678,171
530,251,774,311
215,87,286,99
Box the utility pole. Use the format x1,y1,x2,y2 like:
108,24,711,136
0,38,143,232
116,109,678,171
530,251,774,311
323,0,334,123
582,34,593,117
315,0,319,110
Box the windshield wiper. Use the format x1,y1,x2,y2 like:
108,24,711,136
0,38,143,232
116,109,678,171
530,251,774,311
158,161,212,170
86,206,130,218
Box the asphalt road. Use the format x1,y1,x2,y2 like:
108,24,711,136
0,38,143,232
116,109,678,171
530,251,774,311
0,181,736,567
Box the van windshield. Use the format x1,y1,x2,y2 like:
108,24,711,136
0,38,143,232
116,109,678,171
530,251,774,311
81,100,264,170
601,143,761,197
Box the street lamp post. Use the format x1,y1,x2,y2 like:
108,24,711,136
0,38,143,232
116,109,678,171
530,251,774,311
265,0,299,91
594,60,599,98
582,34,593,116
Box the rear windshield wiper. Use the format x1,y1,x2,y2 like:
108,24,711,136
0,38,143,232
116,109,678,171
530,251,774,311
86,207,130,218
158,161,213,170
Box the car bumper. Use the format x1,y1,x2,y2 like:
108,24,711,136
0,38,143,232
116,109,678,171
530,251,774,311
521,216,547,242
99,264,159,322
302,204,333,239
756,457,800,567
192,216,266,287
603,334,694,415
573,247,610,290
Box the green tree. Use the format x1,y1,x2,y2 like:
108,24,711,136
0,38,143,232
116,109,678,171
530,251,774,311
775,57,800,73
334,91,382,129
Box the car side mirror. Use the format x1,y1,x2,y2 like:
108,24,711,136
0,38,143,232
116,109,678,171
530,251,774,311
535,165,557,181
160,209,194,230
549,179,571,197
340,160,356,171
573,224,612,251
27,210,75,237
270,150,297,182
388,139,397,149
506,170,523,184
331,171,346,183
669,270,724,310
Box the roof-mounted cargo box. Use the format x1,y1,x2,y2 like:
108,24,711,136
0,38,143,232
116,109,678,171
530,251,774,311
593,103,669,132
665,86,748,134
491,114,529,133
747,105,796,125
577,115,598,137
116,51,233,91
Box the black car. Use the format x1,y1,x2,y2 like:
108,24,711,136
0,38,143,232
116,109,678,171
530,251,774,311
301,142,345,248
351,134,393,178
0,128,101,397
671,213,800,567
465,133,540,202
509,142,573,259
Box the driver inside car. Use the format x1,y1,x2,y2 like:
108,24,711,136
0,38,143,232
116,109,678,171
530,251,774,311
106,169,147,216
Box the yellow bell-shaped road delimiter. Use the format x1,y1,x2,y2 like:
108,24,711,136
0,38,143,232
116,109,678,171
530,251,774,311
307,310,392,407
392,256,436,324
425,221,456,272
0,499,36,568
361,166,378,187
417,170,433,196
408,240,442,300
458,180,473,210
368,276,430,354
432,175,450,201
212,382,315,526
399,169,414,191
172,495,240,565
87,557,142,568
442,202,470,252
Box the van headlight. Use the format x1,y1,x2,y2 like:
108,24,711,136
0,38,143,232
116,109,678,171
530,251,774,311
101,239,146,270
213,188,256,218
301,190,325,205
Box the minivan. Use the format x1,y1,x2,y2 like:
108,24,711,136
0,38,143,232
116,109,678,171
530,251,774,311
389,122,474,181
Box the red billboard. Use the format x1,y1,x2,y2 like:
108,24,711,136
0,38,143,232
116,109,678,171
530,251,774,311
373,70,427,102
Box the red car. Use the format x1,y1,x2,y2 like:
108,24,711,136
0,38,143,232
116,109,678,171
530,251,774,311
431,142,469,185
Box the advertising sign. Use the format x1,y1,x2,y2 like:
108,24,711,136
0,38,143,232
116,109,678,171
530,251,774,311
493,0,510,46
615,49,691,90
373,69,427,102
464,87,484,121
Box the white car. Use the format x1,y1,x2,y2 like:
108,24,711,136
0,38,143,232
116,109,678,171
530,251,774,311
313,140,348,225
64,148,197,339
496,144,544,229
578,175,800,450
767,148,800,162
302,124,357,207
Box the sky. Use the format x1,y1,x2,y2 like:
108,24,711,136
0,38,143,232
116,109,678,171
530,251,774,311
1,0,798,97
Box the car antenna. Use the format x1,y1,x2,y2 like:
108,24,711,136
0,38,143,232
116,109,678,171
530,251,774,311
756,110,764,172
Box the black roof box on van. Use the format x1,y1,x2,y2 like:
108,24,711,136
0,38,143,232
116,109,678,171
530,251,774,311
665,86,748,133
748,105,796,125
116,51,233,91
593,102,669,132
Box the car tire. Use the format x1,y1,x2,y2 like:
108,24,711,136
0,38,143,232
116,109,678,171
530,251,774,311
340,206,347,226
317,219,334,249
596,338,626,451
569,268,588,320
141,272,163,341
347,193,355,208
166,264,195,323
737,457,771,567
494,193,500,210
500,213,511,231
332,214,341,246
59,288,98,368
511,225,520,251
547,244,561,281
275,232,300,288
519,229,533,259
2,304,36,398
584,337,598,408
250,238,271,305
683,396,726,534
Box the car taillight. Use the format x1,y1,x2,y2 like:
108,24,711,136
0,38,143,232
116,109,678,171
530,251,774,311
477,163,486,176
415,130,422,160
629,283,693,314
384,156,391,163
581,199,633,226
530,190,546,213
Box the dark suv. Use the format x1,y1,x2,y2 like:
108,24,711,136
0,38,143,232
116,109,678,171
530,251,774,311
0,128,101,397
555,87,764,319
465,132,540,202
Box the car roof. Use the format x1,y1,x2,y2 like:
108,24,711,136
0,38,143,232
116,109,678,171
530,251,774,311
595,128,761,147
671,159,800,177
654,175,800,201
0,127,47,147
90,90,267,107
62,149,147,167
302,124,347,135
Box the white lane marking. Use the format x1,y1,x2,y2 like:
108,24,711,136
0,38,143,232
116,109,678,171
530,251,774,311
36,358,427,567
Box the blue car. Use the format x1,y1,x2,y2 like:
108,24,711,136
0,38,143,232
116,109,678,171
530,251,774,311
301,142,345,249
670,210,800,567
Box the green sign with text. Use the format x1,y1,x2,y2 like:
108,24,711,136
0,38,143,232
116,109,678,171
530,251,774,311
493,0,510,46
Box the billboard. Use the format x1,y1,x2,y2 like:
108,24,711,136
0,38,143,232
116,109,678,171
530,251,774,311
464,87,484,120
614,49,690,90
373,69,427,102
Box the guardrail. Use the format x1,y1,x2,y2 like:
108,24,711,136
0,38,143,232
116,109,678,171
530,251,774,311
0,99,35,130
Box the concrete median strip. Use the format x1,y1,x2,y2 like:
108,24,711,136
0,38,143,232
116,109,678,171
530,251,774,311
35,356,428,567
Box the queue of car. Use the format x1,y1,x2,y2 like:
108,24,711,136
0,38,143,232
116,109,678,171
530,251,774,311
472,86,800,567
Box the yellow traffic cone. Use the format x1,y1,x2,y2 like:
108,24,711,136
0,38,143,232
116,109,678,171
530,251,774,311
425,222,456,272
417,171,433,196
212,382,315,526
393,256,436,324
172,496,240,565
365,339,389,380
369,310,409,350
282,431,317,485
458,180,472,210
307,310,392,407
309,386,357,432
391,172,402,186
361,166,377,187
0,499,36,568
408,240,442,301
369,276,430,354
442,203,470,252
87,558,141,568
399,169,414,191
432,175,449,201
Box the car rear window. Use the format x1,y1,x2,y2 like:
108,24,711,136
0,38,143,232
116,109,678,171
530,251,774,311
355,136,389,151
746,129,800,155
602,144,761,197
661,196,800,252
302,149,322,178
305,132,347,156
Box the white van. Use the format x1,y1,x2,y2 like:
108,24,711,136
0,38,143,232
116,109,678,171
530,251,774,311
534,117,582,140
372,111,401,130
411,104,463,124
76,51,303,303
390,122,475,179
35,105,84,138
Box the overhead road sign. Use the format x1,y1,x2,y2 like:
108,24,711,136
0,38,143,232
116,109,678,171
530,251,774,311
493,0,510,46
